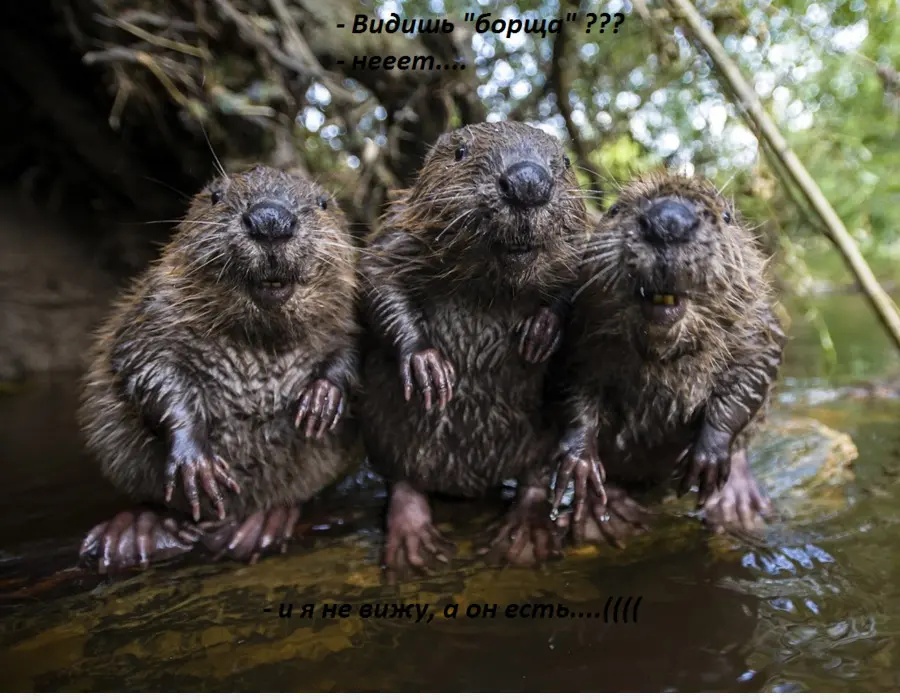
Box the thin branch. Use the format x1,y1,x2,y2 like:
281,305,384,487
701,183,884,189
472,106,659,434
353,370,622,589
110,18,210,59
550,0,604,202
667,0,900,351
211,0,357,104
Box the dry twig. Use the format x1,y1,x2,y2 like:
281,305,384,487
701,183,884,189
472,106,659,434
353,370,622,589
667,0,900,350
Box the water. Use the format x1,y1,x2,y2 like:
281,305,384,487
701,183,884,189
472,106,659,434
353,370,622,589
0,293,898,691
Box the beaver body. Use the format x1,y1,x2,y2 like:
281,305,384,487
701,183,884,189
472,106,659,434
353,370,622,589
360,121,587,575
79,165,361,571
363,283,562,495
552,172,786,544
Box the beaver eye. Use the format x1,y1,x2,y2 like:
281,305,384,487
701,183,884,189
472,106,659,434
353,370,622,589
317,195,328,211
563,155,571,168
210,190,222,205
607,203,622,216
455,144,468,161
722,210,732,223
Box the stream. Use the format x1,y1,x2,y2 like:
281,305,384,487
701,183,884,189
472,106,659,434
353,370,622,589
0,292,898,691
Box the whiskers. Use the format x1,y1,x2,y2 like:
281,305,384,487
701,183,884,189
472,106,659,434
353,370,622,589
200,121,227,180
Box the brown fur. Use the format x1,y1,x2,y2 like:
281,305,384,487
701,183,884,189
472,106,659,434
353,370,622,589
359,121,591,573
371,122,586,295
79,165,362,521
556,170,786,491
361,121,586,495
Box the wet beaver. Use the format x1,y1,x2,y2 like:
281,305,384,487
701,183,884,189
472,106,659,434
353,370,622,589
551,171,787,544
78,165,361,572
359,121,588,577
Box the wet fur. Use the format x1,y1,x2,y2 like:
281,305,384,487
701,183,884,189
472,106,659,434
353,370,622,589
79,166,362,520
556,171,786,487
361,121,587,494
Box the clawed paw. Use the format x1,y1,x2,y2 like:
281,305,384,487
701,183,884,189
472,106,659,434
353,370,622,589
552,448,607,522
295,378,345,438
79,510,199,574
557,486,652,549
400,348,456,410
213,506,302,564
702,471,771,535
678,425,732,505
478,486,565,567
383,522,455,583
382,481,455,583
517,307,563,364
164,434,240,521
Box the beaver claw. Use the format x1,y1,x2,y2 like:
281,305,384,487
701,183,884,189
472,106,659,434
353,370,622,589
702,451,771,534
383,481,455,582
552,448,607,521
479,485,565,566
164,433,240,521
517,307,563,364
679,424,733,505
400,348,456,410
556,485,652,548
295,378,345,438
212,506,302,564
79,510,200,574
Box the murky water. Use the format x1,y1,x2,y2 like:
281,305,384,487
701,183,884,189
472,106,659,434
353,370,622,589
0,293,898,691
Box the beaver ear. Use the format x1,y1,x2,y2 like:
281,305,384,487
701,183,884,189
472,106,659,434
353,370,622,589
563,155,571,169
432,132,454,154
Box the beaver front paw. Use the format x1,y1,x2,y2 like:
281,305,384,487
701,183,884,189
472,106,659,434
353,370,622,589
164,433,240,521
479,485,565,567
517,307,563,363
79,510,200,574
702,456,771,535
294,378,345,438
679,424,732,505
558,485,652,548
383,481,455,583
209,506,302,564
552,447,607,521
400,348,456,410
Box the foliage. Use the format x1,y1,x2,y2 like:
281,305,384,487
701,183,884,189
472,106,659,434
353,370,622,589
392,0,899,282
42,0,900,282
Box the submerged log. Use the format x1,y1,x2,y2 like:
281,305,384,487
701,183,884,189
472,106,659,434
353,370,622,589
0,414,856,691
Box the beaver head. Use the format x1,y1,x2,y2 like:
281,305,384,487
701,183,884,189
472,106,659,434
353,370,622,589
580,172,767,356
390,121,586,290
168,165,353,325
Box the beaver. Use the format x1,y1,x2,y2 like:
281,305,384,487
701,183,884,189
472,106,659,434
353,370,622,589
78,164,361,572
359,120,589,577
550,171,787,545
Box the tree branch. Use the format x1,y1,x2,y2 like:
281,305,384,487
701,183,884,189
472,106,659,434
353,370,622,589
667,0,900,351
550,0,604,203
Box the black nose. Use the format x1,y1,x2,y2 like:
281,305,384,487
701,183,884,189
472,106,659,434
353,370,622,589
640,197,699,245
243,201,297,242
498,161,553,208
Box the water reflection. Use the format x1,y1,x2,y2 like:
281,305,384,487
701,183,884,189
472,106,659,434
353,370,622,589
1,293,899,690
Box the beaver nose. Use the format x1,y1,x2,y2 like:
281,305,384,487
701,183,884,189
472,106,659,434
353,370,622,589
243,201,297,242
498,161,554,208
641,198,699,245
